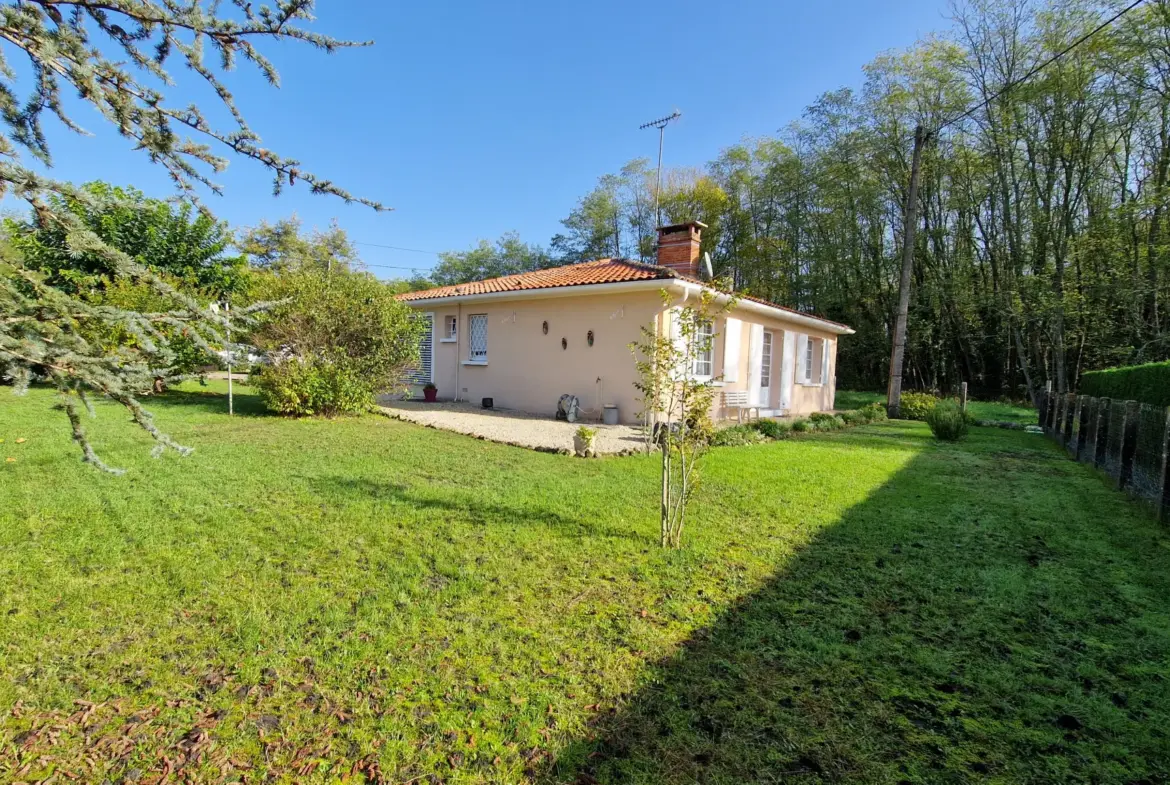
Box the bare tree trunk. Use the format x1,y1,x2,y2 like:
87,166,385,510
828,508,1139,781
887,124,927,418
1013,324,1038,407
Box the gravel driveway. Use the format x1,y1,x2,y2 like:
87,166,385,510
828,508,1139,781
376,399,647,456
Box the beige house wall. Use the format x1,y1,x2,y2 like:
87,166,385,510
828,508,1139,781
660,296,840,419
414,291,662,423
407,288,843,423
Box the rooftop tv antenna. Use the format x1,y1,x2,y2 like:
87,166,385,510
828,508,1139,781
639,110,681,228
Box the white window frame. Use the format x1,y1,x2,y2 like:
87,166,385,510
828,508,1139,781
800,336,824,386
761,330,773,391
440,314,458,343
465,313,488,365
804,336,814,383
691,318,714,380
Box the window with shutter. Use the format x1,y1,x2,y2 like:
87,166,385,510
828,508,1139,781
405,313,433,384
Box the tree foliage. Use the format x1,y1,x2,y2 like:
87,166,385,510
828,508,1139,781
250,267,423,416
429,231,552,286
238,216,359,274
540,0,1170,400
0,1,379,472
630,286,735,549
6,181,246,296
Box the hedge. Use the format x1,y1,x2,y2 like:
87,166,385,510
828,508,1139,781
1079,361,1170,407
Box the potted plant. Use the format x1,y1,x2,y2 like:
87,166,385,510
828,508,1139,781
422,382,438,403
573,425,597,458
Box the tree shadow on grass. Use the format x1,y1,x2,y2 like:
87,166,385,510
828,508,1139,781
306,475,647,543
542,438,1170,784
148,384,270,417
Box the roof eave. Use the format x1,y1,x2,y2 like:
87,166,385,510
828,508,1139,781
399,277,671,307
401,276,854,335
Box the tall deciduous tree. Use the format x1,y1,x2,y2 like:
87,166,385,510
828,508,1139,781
238,217,359,275
551,0,1170,398
0,1,382,472
429,232,551,286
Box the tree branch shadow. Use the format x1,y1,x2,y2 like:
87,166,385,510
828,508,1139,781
540,441,1170,783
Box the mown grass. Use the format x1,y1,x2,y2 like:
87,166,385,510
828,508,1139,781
838,389,1037,424
1,382,1168,784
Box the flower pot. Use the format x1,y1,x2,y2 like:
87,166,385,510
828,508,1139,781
423,387,438,402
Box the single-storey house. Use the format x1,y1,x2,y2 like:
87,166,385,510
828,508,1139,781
397,222,853,423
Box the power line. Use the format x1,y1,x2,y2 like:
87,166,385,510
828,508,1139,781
361,261,434,272
351,240,441,255
934,0,1147,134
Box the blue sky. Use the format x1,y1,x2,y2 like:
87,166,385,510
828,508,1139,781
35,0,951,278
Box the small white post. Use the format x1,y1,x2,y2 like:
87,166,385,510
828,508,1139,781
226,300,233,416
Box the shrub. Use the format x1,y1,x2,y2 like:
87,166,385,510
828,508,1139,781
897,391,940,421
860,402,888,422
754,419,790,440
926,400,969,441
710,425,765,447
809,412,846,431
255,358,372,417
838,409,865,426
1080,361,1170,407
791,418,811,433
250,268,424,416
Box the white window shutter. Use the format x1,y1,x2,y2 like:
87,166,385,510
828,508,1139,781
670,308,688,379
795,334,808,382
406,313,434,384
820,337,830,385
747,323,764,403
722,318,741,382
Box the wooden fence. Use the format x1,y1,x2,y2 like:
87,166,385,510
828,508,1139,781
1037,391,1170,524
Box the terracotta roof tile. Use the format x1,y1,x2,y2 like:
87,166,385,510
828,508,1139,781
397,257,852,332
396,258,668,302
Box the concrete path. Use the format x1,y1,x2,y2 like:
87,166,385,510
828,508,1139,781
376,399,647,456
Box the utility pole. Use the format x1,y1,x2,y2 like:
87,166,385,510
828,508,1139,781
639,111,681,228
887,124,928,419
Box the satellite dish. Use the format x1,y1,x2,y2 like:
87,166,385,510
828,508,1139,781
702,252,714,280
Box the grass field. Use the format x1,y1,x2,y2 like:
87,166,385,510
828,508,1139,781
837,389,1038,424
1,382,1168,784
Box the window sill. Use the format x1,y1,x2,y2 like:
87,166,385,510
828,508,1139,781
462,360,489,366
797,382,823,388
439,337,458,343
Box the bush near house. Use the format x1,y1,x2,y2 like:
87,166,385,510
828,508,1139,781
710,407,887,448
926,400,969,441
1080,361,1170,408
250,268,423,416
709,424,766,447
898,391,940,421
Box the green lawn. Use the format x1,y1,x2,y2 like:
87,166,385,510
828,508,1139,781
838,389,1038,424
1,382,1168,784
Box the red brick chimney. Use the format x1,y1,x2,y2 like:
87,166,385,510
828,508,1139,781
656,221,706,278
